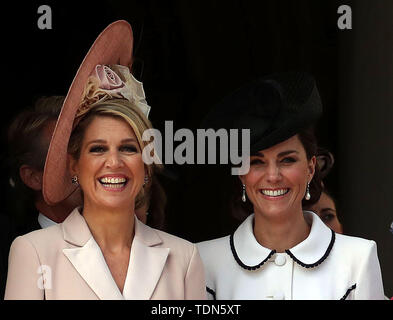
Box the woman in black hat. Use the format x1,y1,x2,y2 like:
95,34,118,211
197,72,384,300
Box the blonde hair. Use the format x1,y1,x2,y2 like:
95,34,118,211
68,98,160,209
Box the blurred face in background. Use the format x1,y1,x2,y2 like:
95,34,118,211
308,191,343,234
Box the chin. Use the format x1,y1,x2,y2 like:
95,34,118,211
255,201,293,218
97,199,134,211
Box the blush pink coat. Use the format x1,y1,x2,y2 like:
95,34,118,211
5,208,206,300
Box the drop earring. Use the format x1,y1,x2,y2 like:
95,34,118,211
305,182,311,200
242,184,246,202
143,175,149,186
71,175,79,185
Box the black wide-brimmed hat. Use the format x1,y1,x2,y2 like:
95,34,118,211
202,72,323,154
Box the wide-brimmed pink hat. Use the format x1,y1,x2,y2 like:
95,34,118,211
43,20,134,205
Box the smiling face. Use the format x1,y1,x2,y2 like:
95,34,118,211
69,115,145,212
240,135,316,220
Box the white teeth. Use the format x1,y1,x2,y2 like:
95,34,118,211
99,177,126,184
261,189,289,197
101,183,124,189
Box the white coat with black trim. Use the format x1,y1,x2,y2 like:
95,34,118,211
197,211,384,300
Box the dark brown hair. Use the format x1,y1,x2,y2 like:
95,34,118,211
145,175,167,230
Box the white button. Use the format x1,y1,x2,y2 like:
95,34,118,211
274,254,286,266
273,292,285,300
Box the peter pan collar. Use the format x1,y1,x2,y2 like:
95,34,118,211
230,211,335,270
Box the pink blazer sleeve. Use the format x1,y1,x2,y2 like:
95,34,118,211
4,236,45,300
184,244,207,299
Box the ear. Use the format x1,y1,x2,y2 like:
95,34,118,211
308,156,317,181
19,165,43,191
67,154,79,177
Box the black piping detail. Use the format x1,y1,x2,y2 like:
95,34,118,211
230,233,276,271
285,229,335,269
206,286,216,300
340,284,357,300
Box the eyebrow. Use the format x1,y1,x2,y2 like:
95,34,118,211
253,150,299,157
320,208,337,214
86,138,138,146
121,138,138,144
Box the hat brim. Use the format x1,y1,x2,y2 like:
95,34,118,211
43,20,134,205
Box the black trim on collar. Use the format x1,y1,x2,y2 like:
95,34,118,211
230,233,276,270
206,286,216,300
230,229,335,270
340,284,357,300
285,229,335,268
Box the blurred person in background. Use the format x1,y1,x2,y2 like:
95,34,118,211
7,96,82,233
305,147,343,234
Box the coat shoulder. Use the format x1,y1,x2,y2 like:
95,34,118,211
197,236,231,270
197,236,230,255
154,228,194,250
12,224,63,249
334,233,377,256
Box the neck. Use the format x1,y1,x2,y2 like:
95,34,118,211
35,196,71,223
253,206,310,253
82,201,135,254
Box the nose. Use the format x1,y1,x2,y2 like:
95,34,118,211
105,150,124,168
265,163,282,183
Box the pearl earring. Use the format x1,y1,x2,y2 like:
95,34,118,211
242,184,246,202
305,182,311,200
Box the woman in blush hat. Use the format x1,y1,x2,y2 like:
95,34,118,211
5,21,206,300
197,72,384,300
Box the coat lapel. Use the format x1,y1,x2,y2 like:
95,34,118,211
122,218,169,300
63,238,123,300
61,208,169,300
61,208,123,300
